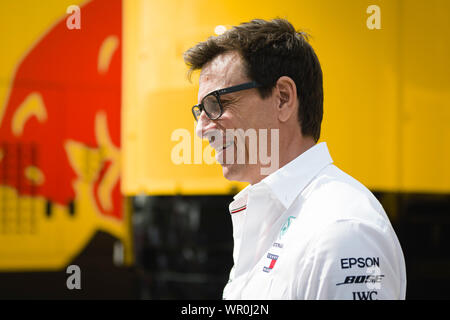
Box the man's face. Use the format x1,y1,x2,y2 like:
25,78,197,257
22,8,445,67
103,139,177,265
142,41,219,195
196,51,278,183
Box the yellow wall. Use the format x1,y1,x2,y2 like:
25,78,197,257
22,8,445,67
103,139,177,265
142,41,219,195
399,0,450,193
121,0,450,195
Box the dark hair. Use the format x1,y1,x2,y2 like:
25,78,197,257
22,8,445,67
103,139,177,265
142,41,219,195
183,18,323,142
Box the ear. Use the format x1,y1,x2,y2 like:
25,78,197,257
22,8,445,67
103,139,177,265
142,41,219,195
275,76,298,123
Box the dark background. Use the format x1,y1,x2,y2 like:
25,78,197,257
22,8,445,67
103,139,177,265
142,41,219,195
1,193,449,300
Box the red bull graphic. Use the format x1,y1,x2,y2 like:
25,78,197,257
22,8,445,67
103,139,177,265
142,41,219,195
0,0,131,270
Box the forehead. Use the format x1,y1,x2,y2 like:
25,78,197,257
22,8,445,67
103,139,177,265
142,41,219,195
198,51,247,102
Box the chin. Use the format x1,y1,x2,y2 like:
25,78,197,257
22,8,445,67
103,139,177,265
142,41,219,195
222,164,240,182
222,164,250,183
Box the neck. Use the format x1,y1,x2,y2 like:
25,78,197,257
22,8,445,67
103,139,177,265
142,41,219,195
248,129,316,185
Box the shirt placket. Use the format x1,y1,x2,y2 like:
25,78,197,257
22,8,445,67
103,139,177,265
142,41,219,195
234,184,286,280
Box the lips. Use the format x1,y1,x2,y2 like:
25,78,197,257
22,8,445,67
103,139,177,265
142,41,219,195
203,130,235,163
204,130,228,150
222,140,234,150
214,139,234,164
210,137,233,151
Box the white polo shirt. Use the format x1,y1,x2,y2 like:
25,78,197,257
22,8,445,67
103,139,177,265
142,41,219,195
222,142,406,300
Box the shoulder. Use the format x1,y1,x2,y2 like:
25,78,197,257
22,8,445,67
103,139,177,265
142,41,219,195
299,164,390,231
291,164,403,269
307,218,398,259
288,165,406,299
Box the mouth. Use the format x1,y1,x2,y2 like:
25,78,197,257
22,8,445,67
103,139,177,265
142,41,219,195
206,131,234,151
222,140,234,150
211,139,234,153
214,139,234,164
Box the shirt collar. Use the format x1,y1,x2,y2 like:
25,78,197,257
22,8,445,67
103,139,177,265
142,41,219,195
229,184,251,213
260,142,333,209
230,142,333,212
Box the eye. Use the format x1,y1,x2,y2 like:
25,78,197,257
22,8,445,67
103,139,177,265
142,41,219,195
220,99,232,107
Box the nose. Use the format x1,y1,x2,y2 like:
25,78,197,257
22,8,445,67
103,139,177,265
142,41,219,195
195,110,215,139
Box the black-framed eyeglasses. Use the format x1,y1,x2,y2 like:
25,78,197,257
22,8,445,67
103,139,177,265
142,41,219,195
192,81,262,121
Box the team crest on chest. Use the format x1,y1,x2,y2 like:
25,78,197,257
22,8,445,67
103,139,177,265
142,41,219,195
279,215,296,239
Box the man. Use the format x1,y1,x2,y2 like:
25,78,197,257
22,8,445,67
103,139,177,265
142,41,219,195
184,18,406,299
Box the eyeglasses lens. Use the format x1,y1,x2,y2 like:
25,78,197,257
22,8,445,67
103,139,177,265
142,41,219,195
203,95,221,120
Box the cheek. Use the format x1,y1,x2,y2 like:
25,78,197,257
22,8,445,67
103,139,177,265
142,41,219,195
249,104,276,129
219,108,246,130
221,98,275,130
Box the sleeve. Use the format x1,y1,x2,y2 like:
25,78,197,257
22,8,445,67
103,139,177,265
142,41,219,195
296,219,406,300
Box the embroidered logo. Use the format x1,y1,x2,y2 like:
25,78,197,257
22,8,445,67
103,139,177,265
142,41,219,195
279,215,296,239
263,253,279,273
